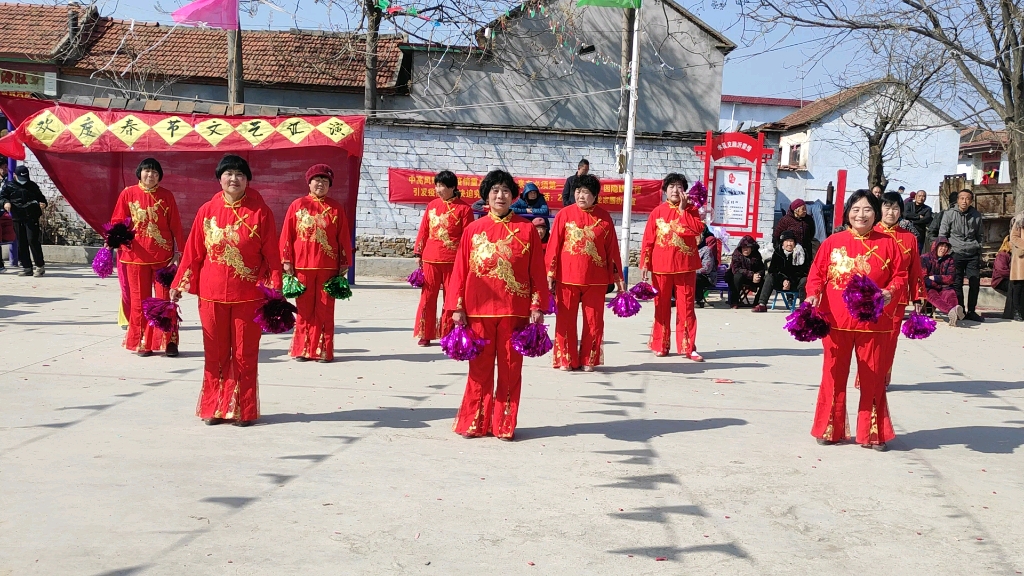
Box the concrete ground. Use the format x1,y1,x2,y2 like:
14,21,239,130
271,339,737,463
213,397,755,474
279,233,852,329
1,266,1022,576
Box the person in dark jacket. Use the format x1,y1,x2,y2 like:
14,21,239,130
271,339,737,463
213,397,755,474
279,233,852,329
773,199,816,257
561,159,589,207
0,165,47,276
753,230,809,311
938,189,985,322
921,237,962,326
903,190,933,253
512,183,550,218
695,236,721,308
726,235,764,308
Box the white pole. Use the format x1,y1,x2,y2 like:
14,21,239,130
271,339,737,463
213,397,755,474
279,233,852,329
619,4,642,284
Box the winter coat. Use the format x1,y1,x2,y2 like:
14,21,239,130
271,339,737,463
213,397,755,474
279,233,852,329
766,245,809,282
511,193,550,218
921,239,956,290
992,251,1011,287
0,179,47,222
0,211,14,242
561,175,580,207
772,209,815,255
938,206,985,257
1010,217,1024,281
904,201,933,237
729,235,764,281
698,245,718,284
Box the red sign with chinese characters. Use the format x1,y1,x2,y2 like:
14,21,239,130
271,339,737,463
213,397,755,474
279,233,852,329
387,168,664,213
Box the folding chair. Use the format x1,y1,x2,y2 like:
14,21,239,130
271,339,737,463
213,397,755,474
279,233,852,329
771,290,798,311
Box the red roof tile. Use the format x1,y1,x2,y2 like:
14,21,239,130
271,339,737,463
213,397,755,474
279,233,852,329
772,81,881,130
721,94,809,107
0,2,85,59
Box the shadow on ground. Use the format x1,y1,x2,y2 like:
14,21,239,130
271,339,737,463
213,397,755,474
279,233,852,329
515,417,746,442
893,425,1024,454
259,407,452,428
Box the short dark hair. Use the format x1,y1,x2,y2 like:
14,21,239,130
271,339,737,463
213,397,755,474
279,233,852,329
662,172,688,192
478,169,519,201
844,189,882,227
957,188,974,198
578,158,590,168
880,191,904,215
434,170,459,196
136,158,163,181
575,174,601,197
216,154,252,180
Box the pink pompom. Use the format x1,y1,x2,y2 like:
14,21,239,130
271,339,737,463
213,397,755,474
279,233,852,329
407,268,425,288
142,298,180,332
155,264,177,288
607,292,641,318
629,281,658,302
440,324,488,361
254,286,297,334
842,274,885,323
92,247,115,279
688,181,708,209
103,218,135,250
511,323,553,357
901,311,936,339
783,301,831,342
544,294,556,314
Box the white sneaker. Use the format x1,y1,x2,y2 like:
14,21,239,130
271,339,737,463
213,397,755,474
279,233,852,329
948,305,963,327
33,266,45,277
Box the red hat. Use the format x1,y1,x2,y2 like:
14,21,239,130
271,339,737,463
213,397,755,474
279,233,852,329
789,199,806,211
306,163,334,185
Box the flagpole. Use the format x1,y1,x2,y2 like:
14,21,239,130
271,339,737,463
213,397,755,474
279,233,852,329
619,2,641,285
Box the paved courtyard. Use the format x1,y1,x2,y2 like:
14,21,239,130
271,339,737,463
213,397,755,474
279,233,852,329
1,266,1022,575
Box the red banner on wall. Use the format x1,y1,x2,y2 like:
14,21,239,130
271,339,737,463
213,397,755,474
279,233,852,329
387,168,664,213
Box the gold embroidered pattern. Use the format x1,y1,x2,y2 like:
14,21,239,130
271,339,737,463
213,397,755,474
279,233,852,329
654,218,693,255
128,200,171,250
295,208,336,259
469,231,529,298
826,246,872,289
564,221,604,266
177,268,193,293
203,216,257,282
428,208,458,251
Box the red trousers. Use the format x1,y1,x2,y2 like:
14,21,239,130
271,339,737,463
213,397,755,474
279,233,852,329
648,272,698,355
552,284,606,369
290,268,337,361
414,261,455,341
453,316,528,439
123,262,178,353
811,329,895,445
197,299,262,422
855,309,905,389
117,257,131,328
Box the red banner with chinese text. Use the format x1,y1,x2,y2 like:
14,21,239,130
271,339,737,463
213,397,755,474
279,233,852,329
387,168,663,213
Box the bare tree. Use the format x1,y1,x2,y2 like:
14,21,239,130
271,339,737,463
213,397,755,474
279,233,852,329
747,0,1024,210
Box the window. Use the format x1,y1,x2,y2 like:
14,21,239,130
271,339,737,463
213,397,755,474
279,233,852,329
788,143,802,167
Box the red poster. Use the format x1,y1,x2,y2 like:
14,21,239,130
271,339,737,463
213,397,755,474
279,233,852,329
387,168,664,213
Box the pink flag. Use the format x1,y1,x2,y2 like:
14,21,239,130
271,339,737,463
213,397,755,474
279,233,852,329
172,0,239,30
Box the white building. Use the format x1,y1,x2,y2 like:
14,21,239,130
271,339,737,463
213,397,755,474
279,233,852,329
957,128,1010,185
718,95,808,132
769,81,961,212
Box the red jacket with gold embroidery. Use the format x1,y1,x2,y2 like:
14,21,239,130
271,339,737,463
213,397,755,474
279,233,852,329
172,190,282,303
110,184,184,265
444,211,550,318
638,202,703,274
546,204,623,286
875,223,924,304
413,196,474,264
280,194,352,270
805,229,908,333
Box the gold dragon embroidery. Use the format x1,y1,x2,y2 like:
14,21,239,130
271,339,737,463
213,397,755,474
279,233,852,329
128,200,170,250
654,218,694,255
203,215,257,282
826,246,872,289
469,231,529,298
564,221,604,267
295,208,336,259
428,208,458,251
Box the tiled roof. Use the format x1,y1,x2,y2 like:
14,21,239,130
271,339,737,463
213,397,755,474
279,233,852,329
771,81,882,130
960,127,1007,150
69,19,403,89
0,2,85,59
721,94,809,107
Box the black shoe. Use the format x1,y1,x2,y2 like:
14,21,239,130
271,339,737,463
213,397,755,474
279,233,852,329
204,418,225,426
816,438,838,445
17,268,32,277
965,311,985,322
294,356,308,362
165,342,179,357
138,350,153,357
696,301,705,308
1015,313,1023,322
233,420,255,427
317,358,332,363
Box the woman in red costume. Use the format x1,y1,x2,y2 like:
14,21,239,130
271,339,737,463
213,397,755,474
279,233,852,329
169,155,282,427
875,191,924,386
546,173,624,372
110,158,185,357
446,169,549,441
280,163,352,363
806,190,907,450
412,170,473,346
638,173,705,361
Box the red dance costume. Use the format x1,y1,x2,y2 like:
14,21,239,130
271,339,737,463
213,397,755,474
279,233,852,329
445,211,549,439
875,223,924,386
110,184,184,353
806,229,907,446
413,196,473,341
280,194,352,361
639,201,704,356
172,190,282,422
545,204,623,369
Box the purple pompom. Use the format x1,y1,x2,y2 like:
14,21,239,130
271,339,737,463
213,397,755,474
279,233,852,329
92,246,115,279
440,324,488,361
783,301,831,342
103,218,135,250
607,292,642,318
511,323,553,357
842,274,885,323
142,298,180,332
155,264,177,289
901,311,937,339
254,286,297,334
688,180,708,209
407,267,425,288
629,281,659,302
543,294,556,314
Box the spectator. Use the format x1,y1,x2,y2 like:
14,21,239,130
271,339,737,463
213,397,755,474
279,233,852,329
512,183,550,218
561,159,590,208
1005,215,1024,321
992,236,1010,295
896,185,906,198
753,230,808,312
0,165,47,277
773,199,816,258
928,190,959,247
695,236,720,308
871,185,883,199
727,235,764,308
532,216,550,247
0,206,13,273
903,190,933,253
921,237,962,326
938,189,986,322
470,198,488,219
